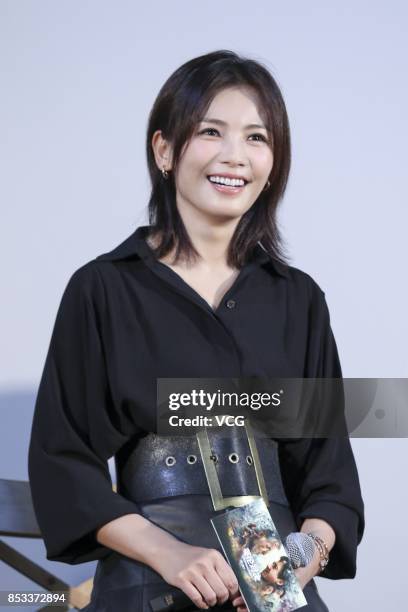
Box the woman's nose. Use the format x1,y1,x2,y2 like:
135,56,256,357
219,137,247,163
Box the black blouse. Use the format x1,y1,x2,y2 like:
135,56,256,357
28,225,364,579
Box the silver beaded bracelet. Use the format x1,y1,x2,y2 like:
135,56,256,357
306,532,330,574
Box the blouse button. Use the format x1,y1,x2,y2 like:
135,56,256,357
226,299,236,309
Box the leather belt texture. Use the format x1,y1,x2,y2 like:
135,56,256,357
115,423,290,508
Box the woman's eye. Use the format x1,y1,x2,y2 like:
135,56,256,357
198,128,268,142
249,133,268,143
198,128,219,136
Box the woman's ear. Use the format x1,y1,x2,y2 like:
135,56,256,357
151,130,173,172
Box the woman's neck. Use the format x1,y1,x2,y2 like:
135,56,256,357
148,214,240,271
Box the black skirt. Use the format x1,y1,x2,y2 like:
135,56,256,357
82,495,329,612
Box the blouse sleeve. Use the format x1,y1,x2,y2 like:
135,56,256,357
277,280,365,579
28,264,142,565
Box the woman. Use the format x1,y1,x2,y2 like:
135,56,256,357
28,50,365,612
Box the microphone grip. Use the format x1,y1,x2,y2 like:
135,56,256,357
149,588,196,611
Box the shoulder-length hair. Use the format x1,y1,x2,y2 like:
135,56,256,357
145,49,291,268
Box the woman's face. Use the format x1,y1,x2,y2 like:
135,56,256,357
163,86,273,224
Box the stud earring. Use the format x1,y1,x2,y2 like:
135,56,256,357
162,166,169,179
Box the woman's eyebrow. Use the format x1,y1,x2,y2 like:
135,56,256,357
200,117,268,130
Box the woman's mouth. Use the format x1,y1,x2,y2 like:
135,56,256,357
206,175,248,196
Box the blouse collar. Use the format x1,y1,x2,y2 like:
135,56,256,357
96,225,289,278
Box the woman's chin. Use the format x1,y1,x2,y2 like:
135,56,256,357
198,203,251,222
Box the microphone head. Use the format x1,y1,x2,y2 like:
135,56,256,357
285,532,316,568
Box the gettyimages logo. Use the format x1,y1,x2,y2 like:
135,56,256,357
167,389,283,411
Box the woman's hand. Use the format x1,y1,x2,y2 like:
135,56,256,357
231,593,249,612
154,540,243,610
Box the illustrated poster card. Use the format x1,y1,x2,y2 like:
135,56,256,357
211,498,307,612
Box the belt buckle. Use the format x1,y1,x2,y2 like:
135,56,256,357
195,416,269,511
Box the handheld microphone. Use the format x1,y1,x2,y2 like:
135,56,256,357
285,532,316,568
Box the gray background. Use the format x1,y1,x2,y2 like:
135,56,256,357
1,1,407,610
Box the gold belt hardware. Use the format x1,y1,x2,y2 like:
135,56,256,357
195,416,269,511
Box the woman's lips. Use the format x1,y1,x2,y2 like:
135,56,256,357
207,178,247,195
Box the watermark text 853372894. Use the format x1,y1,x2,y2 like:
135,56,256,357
0,591,69,606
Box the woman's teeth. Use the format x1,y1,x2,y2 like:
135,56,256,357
208,176,246,187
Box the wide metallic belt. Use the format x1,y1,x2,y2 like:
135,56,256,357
115,417,289,510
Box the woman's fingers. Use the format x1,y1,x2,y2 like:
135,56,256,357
159,544,240,609
232,594,248,611
207,569,231,605
191,571,229,607
213,551,239,599
190,574,217,606
177,577,212,610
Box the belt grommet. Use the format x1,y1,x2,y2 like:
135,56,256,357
210,453,218,463
246,455,253,465
228,453,239,464
187,454,197,464
165,456,176,467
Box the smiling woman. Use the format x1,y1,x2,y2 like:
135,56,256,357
149,85,277,267
28,49,364,612
145,50,291,270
